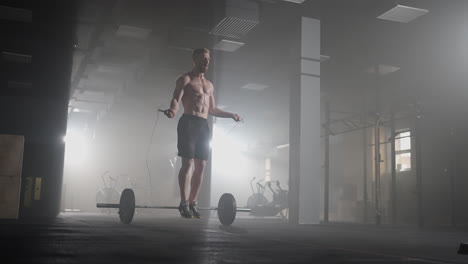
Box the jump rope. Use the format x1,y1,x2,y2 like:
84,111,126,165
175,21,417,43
144,107,243,192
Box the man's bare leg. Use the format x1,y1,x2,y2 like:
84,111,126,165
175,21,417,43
188,159,206,203
178,158,193,202
178,158,193,218
188,159,206,218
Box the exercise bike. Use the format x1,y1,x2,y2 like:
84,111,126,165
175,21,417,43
250,180,289,218
246,177,269,209
96,170,121,213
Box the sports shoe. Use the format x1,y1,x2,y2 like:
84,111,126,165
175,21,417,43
189,202,201,219
178,202,192,218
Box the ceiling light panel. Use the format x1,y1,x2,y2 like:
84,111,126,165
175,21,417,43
364,64,400,75
241,83,269,91
378,5,429,23
116,25,152,39
213,39,245,52
282,0,307,4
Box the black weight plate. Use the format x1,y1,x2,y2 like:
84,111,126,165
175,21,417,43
119,188,135,224
217,193,236,226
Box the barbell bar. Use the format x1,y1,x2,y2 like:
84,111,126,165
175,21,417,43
96,189,251,226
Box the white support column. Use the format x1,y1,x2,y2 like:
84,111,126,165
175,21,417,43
289,17,321,225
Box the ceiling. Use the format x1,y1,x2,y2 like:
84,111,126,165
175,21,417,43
69,0,468,154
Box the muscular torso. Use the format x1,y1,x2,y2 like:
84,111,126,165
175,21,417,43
181,73,213,119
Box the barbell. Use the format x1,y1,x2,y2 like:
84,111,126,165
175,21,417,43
96,188,251,226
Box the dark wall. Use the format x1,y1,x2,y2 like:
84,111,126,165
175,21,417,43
0,1,77,218
418,111,468,227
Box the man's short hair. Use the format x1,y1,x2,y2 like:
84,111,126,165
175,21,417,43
192,48,210,61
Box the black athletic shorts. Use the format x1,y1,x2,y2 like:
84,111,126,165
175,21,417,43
177,114,211,160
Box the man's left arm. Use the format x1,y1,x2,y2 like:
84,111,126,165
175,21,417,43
208,89,242,121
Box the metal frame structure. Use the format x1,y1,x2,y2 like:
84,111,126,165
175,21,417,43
321,105,422,226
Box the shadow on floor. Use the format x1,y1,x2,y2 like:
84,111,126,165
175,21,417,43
219,225,248,234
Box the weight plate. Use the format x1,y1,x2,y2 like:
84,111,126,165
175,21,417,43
217,193,236,226
119,188,135,224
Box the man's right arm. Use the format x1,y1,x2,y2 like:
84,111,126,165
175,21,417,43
165,76,187,118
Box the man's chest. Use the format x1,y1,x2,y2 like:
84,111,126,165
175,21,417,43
185,79,211,95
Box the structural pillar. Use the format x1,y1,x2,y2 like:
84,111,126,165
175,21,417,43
289,17,321,224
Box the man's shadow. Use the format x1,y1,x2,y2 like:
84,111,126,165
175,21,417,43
218,225,248,235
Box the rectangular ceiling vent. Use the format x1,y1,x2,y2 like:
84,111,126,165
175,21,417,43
210,17,258,39
213,39,245,52
210,0,259,39
377,5,429,23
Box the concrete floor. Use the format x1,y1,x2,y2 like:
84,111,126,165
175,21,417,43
1,212,468,264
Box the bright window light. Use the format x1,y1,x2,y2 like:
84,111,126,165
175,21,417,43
64,130,89,165
211,125,247,174
211,125,253,207
396,131,411,171
398,131,411,151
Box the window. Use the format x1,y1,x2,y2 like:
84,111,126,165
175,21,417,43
395,131,411,171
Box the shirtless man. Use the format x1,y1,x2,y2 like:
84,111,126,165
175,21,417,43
163,48,241,218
